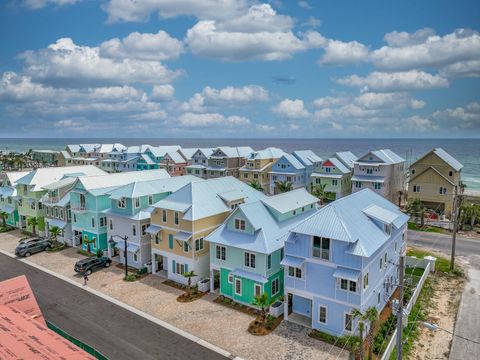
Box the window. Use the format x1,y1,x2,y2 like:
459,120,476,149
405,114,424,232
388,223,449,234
73,214,76,223
363,273,369,289
439,187,447,195
280,248,284,260
413,185,420,193
319,306,327,324
23,185,28,194
30,201,36,210
162,209,167,222
54,208,59,218
228,274,233,284
367,168,373,174
313,236,330,261
132,224,136,236
91,217,95,228
174,212,179,225
117,198,126,208
411,169,415,175
183,241,189,252
176,263,185,275
374,183,381,190
340,279,357,293
235,278,242,295
135,198,140,208
235,218,246,231
99,216,105,227
332,179,338,186
449,170,453,177
254,283,262,297
379,258,383,270
344,313,353,332
271,278,279,295
67,209,71,221
378,292,381,304
142,224,148,235
133,253,138,262
349,281,357,292
384,252,388,265
245,252,256,268
216,245,226,260
340,278,348,290
38,202,43,210
46,207,50,216
355,181,362,188
148,195,153,205
288,267,302,278
195,238,204,251
253,173,259,179
109,219,113,230
267,254,272,269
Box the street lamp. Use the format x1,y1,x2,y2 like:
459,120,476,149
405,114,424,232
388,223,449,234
109,235,128,279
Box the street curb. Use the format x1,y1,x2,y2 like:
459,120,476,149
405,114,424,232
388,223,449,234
0,249,241,360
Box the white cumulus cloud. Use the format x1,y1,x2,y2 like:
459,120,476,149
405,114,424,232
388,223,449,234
272,98,310,119
178,112,251,127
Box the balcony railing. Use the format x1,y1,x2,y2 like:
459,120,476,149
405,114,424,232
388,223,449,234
71,204,87,211
313,247,330,261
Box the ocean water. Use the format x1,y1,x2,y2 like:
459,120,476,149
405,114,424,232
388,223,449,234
1,138,479,191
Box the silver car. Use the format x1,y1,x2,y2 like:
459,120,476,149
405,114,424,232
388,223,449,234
15,238,52,257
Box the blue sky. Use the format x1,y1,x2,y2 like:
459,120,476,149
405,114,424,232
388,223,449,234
0,0,479,138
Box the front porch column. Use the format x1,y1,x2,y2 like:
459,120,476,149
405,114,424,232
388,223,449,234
210,269,215,293
151,253,157,274
284,291,289,321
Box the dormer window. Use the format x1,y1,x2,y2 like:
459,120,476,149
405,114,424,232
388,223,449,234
235,219,246,231
384,224,392,235
118,198,126,208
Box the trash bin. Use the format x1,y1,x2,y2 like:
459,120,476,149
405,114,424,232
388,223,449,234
269,300,284,318
145,261,152,273
198,278,210,292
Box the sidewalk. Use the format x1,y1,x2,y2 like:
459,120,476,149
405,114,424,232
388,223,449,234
0,230,346,360
450,255,480,360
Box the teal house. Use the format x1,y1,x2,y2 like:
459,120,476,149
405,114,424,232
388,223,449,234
70,169,170,253
207,188,319,308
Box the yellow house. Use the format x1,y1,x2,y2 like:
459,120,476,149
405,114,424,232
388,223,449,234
408,148,463,219
239,147,285,192
147,177,266,285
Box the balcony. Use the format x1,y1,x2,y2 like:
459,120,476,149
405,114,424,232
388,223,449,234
71,203,87,212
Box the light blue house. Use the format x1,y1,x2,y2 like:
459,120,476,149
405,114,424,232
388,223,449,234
269,150,322,194
70,169,170,253
282,188,408,337
206,188,319,307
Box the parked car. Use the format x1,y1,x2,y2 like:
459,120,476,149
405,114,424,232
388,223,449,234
74,257,112,275
15,238,52,257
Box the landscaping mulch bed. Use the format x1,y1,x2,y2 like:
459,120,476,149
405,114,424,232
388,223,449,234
177,291,208,303
213,295,259,317
46,245,67,253
248,315,283,336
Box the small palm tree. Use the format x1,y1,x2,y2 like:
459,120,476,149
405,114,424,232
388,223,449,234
0,211,8,229
406,198,426,227
352,306,378,360
276,180,293,193
248,180,263,191
28,217,38,235
48,226,62,246
311,183,328,205
183,270,197,296
252,293,269,325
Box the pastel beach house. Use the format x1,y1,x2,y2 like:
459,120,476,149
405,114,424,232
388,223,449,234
104,176,200,269
206,188,318,307
282,189,408,335
206,146,253,179
185,148,216,178
408,148,463,219
0,171,29,227
352,149,405,203
69,169,170,254
148,177,265,285
239,147,286,192
269,151,322,195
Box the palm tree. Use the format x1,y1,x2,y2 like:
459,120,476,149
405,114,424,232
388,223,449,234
248,180,263,192
311,183,328,205
252,293,269,325
406,198,426,227
276,180,293,193
183,270,197,296
48,226,62,247
0,211,8,229
352,307,378,360
28,217,38,235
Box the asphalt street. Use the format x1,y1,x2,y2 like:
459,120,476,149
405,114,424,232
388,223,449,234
407,230,480,256
0,253,227,360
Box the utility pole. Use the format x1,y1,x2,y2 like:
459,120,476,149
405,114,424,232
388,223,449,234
450,185,464,270
396,253,405,360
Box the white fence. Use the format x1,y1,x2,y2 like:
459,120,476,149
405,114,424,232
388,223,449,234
380,257,434,360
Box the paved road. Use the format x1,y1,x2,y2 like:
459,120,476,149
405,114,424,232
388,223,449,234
0,253,227,360
407,230,480,256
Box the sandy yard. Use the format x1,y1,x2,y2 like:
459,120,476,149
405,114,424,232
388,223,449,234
0,230,347,360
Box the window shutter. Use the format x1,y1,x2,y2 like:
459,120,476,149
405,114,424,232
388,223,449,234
172,260,176,273
168,234,173,249
185,264,188,272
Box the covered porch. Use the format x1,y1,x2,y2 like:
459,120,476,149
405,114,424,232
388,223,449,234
284,291,313,328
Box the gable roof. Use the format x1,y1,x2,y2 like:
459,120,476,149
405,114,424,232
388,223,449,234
334,151,357,169
291,188,409,257
207,189,318,254
409,165,456,186
278,154,305,170
163,150,187,164
261,188,318,214
195,148,216,158
178,148,198,161
321,157,350,174
15,166,106,192
147,145,182,158
412,148,463,172
292,150,322,166
247,147,286,160
154,176,266,221
3,171,30,186
357,149,405,165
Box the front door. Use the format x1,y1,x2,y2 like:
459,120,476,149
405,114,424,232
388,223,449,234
157,254,163,270
213,269,220,291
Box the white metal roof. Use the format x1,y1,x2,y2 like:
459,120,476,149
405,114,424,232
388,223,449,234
260,188,318,214
433,148,463,171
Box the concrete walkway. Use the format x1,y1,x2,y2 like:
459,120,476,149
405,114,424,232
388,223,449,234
450,255,480,360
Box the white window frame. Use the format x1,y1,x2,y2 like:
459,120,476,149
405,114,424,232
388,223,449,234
234,278,242,296
228,274,233,284
134,198,140,208
118,198,126,208
183,240,189,253
235,218,246,231
162,209,167,223
363,273,369,290
319,305,327,325
244,251,256,269
254,283,262,297
91,217,95,228
174,211,179,225
109,219,113,230
271,277,279,296
344,313,353,333
148,195,153,205
195,238,204,252
267,254,272,269
216,245,226,261
132,224,136,236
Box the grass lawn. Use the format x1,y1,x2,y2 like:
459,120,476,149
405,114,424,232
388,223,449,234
408,222,445,234
406,247,463,276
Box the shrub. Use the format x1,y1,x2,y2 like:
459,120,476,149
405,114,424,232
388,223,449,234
124,274,137,282
373,315,397,354
96,249,104,258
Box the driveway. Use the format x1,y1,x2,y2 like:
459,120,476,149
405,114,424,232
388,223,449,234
0,230,346,360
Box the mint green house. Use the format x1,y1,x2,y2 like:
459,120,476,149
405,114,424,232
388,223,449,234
14,166,105,235
70,169,170,253
0,171,29,227
206,188,319,308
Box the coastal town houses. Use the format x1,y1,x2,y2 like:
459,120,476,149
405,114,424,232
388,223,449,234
104,176,201,269
283,189,409,335
136,145,182,171
0,171,29,227
310,152,357,201
41,168,107,245
32,150,60,166
159,150,189,176
269,150,322,195
69,169,170,254
239,147,286,192
206,146,253,179
148,177,265,285
14,166,106,236
352,149,406,203
206,188,318,307
185,148,216,178
408,148,463,219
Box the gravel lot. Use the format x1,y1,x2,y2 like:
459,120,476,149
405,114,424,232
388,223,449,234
0,230,346,360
